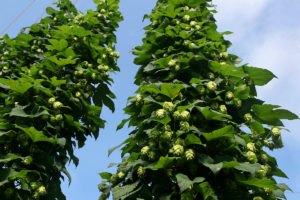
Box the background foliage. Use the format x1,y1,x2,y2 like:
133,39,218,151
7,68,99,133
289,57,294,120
0,0,122,199
99,0,299,199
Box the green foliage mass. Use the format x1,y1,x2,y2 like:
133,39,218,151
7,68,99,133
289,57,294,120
99,0,298,199
0,0,122,199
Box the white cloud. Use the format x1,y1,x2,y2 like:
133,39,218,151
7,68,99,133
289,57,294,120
212,0,271,40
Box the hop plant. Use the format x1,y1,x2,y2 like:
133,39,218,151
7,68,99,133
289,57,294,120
168,59,176,66
48,97,55,104
247,151,257,163
137,166,145,178
244,113,253,122
253,196,264,200
53,101,63,109
117,171,125,179
225,91,234,99
141,146,150,155
37,186,46,195
247,142,256,152
24,156,33,165
219,105,227,113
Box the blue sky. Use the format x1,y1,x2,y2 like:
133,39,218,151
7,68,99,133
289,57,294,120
1,0,300,199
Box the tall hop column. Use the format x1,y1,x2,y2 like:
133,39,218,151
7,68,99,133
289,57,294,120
99,0,298,199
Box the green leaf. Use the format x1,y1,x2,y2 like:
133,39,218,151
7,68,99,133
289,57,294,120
10,107,49,118
0,154,22,164
0,78,32,94
48,56,77,66
249,121,265,134
176,173,205,193
160,83,185,100
196,106,232,121
185,134,202,145
234,163,261,175
150,115,171,125
93,84,115,112
112,181,141,200
108,141,126,157
99,172,112,180
252,104,299,126
15,125,56,144
209,61,245,78
50,77,66,87
236,174,278,190
153,157,176,169
202,126,235,141
117,118,130,130
244,66,277,86
196,182,218,200
47,39,68,51
234,85,250,99
62,168,72,186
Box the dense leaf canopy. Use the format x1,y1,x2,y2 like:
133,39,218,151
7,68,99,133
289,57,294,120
99,0,298,199
0,0,122,199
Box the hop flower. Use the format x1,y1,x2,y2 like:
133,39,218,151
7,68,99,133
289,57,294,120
219,105,227,113
163,131,173,139
247,142,256,152
257,165,270,177
136,94,142,103
190,21,197,26
30,182,39,190
173,110,181,120
156,109,166,118
37,49,42,53
234,98,242,107
141,146,150,155
244,113,253,122
55,114,63,121
183,15,190,21
37,186,46,195
247,151,257,163
185,149,195,160
3,51,9,55
253,196,264,200
24,156,33,165
180,121,190,131
175,64,180,71
164,125,171,131
261,153,268,162
148,151,156,160
48,97,56,104
53,101,63,109
271,127,281,136
117,171,125,179
180,110,190,120
91,73,97,80
225,91,234,99
206,81,217,91
183,6,189,11
137,166,145,177
114,52,120,58
110,174,118,183
220,62,226,65
173,144,184,156
163,101,175,112
75,92,81,97
207,72,215,79
168,59,176,66
220,52,229,58
195,25,201,30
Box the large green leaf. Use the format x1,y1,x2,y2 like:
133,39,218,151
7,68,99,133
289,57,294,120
185,134,202,145
244,66,277,86
46,39,68,51
202,125,235,141
153,157,176,169
236,174,278,190
196,106,232,121
112,181,141,200
15,125,56,144
0,78,32,94
10,107,49,118
176,173,205,193
252,104,299,126
160,83,185,100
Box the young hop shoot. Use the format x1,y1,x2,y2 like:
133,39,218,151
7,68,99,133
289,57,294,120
0,0,122,199
99,0,298,199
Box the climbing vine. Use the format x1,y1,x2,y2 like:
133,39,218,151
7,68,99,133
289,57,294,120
99,0,298,199
0,0,122,199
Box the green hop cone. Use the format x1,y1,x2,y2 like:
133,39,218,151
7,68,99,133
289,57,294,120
180,121,190,131
141,146,150,155
156,109,166,118
24,156,33,165
253,196,264,200
271,127,281,136
55,114,63,121
137,166,145,178
219,105,227,113
48,97,55,104
117,171,125,179
163,101,175,112
168,59,176,66
206,81,217,91
37,186,46,195
172,144,184,156
53,101,63,109
185,149,195,160
247,142,256,152
247,151,257,163
244,113,253,122
225,91,234,99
